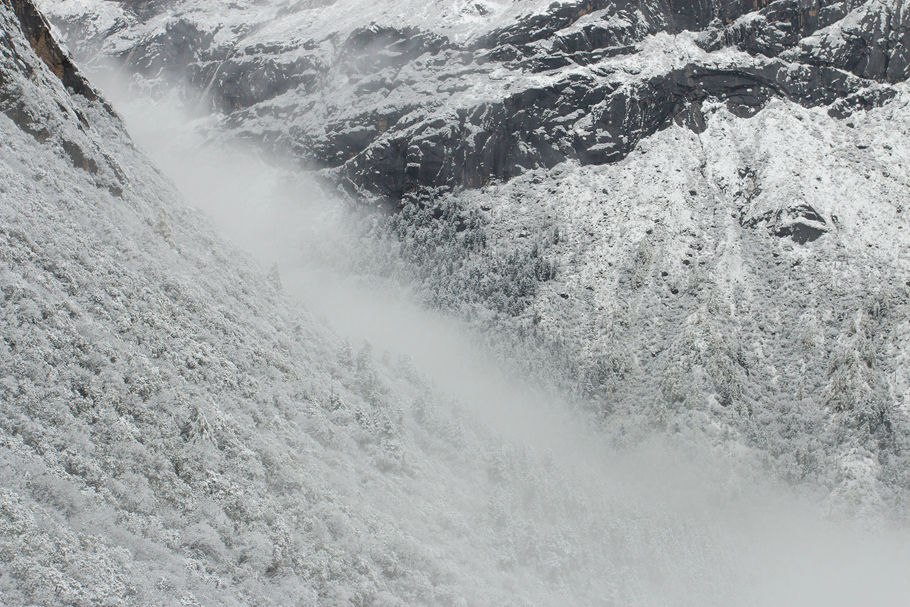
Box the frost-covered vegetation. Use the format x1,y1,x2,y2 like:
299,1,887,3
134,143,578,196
0,6,815,605
12,42,900,602
363,96,910,515
4,0,910,604
37,0,910,516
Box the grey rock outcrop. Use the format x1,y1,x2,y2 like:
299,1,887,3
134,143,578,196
43,0,907,201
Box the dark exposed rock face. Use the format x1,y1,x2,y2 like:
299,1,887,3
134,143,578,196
702,0,910,83
700,0,852,56
743,202,830,243
7,0,96,100
477,0,759,49
793,0,910,83
340,60,894,199
42,0,910,202
1,1,123,190
328,0,907,200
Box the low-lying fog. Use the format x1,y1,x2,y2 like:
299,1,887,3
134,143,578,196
89,70,910,606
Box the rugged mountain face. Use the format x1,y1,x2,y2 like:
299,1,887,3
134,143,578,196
42,0,907,198
6,0,97,97
41,0,910,510
4,0,910,603
1,2,682,604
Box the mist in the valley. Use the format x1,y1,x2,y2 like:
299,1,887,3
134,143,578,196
90,70,910,605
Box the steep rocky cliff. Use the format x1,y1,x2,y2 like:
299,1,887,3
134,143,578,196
43,0,908,198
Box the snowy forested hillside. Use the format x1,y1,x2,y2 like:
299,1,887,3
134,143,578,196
3,0,910,604
38,0,910,510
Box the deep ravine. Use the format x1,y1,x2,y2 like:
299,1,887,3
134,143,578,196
2,1,910,605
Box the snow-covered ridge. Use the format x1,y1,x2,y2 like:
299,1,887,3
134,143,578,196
41,0,909,201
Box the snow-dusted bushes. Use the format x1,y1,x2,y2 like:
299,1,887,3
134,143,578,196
383,193,558,316
359,96,910,512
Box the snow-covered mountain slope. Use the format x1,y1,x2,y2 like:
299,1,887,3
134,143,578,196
394,95,910,512
0,3,660,604
41,0,908,197
5,1,910,604
39,0,910,510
